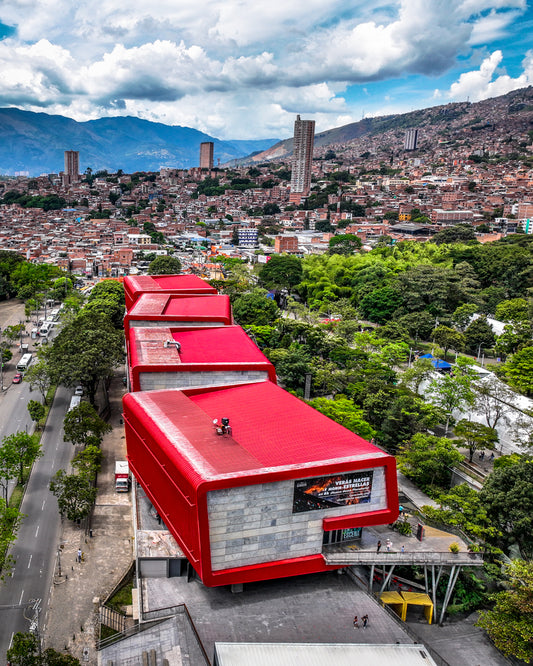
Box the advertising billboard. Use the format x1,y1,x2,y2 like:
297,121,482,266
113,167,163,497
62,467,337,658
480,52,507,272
292,470,373,513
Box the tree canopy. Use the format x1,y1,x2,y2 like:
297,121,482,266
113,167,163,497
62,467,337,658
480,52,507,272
480,457,533,558
44,310,124,404
232,289,280,326
63,402,112,447
49,469,97,522
258,255,303,291
477,560,533,663
147,255,181,275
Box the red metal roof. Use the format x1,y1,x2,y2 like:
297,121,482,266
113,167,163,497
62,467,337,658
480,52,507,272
124,383,387,484
127,293,231,319
124,274,217,309
128,326,274,367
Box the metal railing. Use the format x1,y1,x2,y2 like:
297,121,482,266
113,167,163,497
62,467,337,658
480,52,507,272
323,550,484,566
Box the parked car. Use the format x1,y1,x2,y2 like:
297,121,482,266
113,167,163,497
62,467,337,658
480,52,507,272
74,385,84,396
12,373,23,384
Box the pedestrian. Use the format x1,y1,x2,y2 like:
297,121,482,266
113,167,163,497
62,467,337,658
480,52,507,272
376,540,381,553
362,614,369,628
490,452,495,462
353,615,359,628
77,549,82,563
401,545,405,554
479,450,485,461
386,539,392,552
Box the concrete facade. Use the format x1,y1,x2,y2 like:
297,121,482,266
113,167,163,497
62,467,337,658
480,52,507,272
207,468,387,571
138,369,269,391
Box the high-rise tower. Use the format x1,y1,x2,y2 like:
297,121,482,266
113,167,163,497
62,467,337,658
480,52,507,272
63,150,80,185
199,142,214,169
404,129,418,151
290,115,315,203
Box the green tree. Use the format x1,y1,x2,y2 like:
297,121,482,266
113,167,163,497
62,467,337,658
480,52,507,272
23,358,52,404
480,457,533,558
0,438,18,502
267,346,311,392
432,224,477,244
49,276,73,302
7,632,80,664
378,392,445,454
1,432,42,485
147,255,182,275
477,560,533,663
427,356,476,432
63,402,111,448
451,303,478,331
464,317,495,354
88,279,125,305
454,419,498,462
84,296,125,330
359,286,402,324
398,433,464,491
502,346,533,396
258,255,303,291
401,358,434,395
2,323,24,345
495,323,531,357
328,234,362,256
495,298,530,324
6,631,40,665
431,325,465,360
233,289,279,326
423,483,501,543
307,396,375,440
44,311,124,404
71,444,103,477
49,470,97,522
27,400,45,428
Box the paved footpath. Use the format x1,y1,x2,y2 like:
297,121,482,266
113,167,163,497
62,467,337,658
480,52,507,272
43,374,133,664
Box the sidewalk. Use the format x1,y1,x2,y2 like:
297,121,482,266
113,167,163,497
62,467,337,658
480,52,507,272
43,373,134,664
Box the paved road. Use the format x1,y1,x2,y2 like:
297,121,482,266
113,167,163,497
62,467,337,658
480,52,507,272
0,381,34,441
0,385,72,657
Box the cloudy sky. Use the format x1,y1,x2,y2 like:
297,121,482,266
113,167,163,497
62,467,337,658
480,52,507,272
0,0,532,140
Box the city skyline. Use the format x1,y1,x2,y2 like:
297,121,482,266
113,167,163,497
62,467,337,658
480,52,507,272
0,2,532,142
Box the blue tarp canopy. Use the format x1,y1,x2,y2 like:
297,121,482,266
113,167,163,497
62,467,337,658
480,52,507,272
418,353,451,370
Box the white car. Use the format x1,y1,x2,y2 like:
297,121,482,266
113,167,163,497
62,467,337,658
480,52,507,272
74,386,84,396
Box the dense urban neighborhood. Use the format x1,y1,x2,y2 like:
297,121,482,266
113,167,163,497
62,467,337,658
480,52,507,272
0,88,533,665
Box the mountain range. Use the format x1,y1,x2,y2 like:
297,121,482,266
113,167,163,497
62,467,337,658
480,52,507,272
234,86,533,164
0,108,279,176
2,86,533,176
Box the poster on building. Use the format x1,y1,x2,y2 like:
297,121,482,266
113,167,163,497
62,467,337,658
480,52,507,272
292,470,373,513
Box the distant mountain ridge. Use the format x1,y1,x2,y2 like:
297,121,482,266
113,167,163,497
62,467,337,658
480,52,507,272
0,108,280,176
233,86,533,165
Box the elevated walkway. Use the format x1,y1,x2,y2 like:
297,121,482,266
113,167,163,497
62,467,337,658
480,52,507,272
323,549,483,567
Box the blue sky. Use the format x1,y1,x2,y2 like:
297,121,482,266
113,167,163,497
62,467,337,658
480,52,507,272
0,1,531,140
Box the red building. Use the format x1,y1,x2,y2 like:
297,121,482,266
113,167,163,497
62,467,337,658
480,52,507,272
124,293,232,337
124,274,217,311
127,325,276,392
123,382,399,587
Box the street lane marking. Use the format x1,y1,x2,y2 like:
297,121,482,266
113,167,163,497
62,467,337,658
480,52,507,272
19,589,24,604
41,499,46,510
35,526,39,538
28,554,32,568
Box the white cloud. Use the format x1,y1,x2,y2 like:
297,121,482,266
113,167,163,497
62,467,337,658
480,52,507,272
468,8,523,45
0,0,530,138
437,49,533,102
